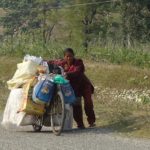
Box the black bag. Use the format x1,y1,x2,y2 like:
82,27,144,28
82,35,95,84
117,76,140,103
48,64,62,74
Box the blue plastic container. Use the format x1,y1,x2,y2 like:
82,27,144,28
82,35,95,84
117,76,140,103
60,83,76,104
32,79,55,104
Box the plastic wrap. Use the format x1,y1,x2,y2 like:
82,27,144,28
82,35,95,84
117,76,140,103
7,61,39,89
23,54,43,65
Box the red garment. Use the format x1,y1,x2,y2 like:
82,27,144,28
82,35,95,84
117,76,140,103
48,58,96,127
48,58,94,97
73,85,96,127
82,84,95,125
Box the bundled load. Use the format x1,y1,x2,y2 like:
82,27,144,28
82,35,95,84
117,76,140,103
1,54,75,131
7,60,39,90
2,55,47,128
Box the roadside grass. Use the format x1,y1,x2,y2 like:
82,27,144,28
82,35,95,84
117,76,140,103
84,61,150,89
0,56,150,138
84,61,150,138
92,97,150,138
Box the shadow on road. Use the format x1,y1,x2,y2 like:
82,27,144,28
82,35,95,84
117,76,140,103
64,126,113,134
16,126,113,135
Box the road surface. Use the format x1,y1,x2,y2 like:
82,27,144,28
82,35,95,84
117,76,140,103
0,121,150,150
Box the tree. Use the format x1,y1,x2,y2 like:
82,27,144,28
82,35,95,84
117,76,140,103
121,0,150,47
70,0,108,50
0,0,61,43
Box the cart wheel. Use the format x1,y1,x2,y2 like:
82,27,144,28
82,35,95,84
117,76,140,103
32,116,43,132
51,90,65,136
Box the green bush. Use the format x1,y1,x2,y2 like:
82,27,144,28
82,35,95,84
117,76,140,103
1,34,150,68
88,46,150,68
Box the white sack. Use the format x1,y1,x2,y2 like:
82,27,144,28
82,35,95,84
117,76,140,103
53,104,73,131
63,104,73,130
1,88,35,129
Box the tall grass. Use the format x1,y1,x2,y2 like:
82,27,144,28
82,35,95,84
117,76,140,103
1,34,150,68
88,46,150,68
0,34,86,59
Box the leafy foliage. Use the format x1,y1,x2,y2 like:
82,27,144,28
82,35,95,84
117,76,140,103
0,0,150,62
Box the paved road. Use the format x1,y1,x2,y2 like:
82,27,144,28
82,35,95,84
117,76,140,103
0,122,150,150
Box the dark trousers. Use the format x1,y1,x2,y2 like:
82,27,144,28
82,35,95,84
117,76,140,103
73,85,96,127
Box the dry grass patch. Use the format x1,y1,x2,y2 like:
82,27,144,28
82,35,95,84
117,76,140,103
83,60,150,138
84,60,150,89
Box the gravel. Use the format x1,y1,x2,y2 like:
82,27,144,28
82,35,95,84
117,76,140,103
0,115,150,150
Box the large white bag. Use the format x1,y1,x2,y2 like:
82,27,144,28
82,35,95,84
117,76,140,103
63,104,73,130
1,88,73,130
52,104,73,130
1,88,35,129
